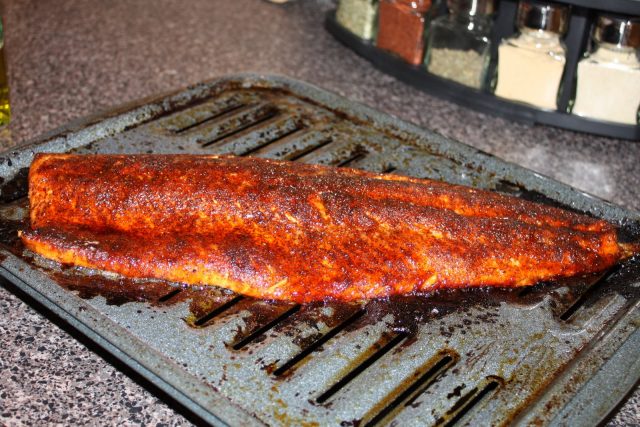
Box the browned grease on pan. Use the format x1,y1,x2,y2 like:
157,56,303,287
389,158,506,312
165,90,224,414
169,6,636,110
1,202,638,346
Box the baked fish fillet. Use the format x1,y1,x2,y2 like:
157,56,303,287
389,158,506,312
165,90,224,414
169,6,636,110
20,153,630,302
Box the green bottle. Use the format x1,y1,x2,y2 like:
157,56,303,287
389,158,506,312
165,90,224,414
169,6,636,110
0,17,10,126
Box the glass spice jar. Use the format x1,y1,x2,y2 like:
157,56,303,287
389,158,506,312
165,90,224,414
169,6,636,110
376,0,433,65
494,1,569,110
425,0,495,89
571,15,640,125
336,0,379,41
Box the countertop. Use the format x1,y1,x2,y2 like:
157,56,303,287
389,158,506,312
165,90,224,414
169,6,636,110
0,0,638,425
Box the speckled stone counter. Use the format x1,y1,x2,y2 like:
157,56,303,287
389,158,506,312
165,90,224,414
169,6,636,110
0,0,638,425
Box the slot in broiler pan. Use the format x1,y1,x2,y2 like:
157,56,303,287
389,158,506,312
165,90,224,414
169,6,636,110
0,74,638,426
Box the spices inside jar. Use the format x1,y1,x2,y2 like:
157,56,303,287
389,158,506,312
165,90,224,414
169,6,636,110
376,0,433,65
428,49,485,87
572,15,640,125
425,0,495,89
336,0,379,40
494,1,569,110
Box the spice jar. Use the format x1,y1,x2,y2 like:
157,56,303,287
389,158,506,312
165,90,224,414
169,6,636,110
336,0,379,41
494,1,569,110
572,15,640,125
376,0,433,65
425,0,495,89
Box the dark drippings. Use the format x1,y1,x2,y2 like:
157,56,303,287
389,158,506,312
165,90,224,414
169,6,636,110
49,268,242,322
576,255,640,309
1,196,639,350
51,271,186,306
0,198,28,249
494,180,581,215
0,167,29,203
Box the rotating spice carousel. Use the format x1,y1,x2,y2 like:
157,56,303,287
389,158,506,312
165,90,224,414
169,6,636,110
326,0,640,141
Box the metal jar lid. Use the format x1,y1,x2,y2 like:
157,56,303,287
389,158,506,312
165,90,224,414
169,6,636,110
447,0,495,16
594,15,640,48
517,1,569,34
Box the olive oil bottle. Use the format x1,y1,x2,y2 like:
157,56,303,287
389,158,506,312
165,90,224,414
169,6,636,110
0,17,10,126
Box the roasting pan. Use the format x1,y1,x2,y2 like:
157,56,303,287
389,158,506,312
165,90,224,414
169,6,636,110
0,74,638,426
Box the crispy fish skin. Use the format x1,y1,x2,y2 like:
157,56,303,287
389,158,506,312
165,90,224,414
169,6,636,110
21,153,624,303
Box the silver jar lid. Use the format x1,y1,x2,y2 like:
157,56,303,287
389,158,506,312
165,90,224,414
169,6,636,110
594,15,640,48
447,0,495,16
517,1,569,34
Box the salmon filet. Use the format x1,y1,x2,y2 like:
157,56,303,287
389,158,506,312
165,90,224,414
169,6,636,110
20,153,629,302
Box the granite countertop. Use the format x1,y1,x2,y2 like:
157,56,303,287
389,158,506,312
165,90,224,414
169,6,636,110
0,0,638,425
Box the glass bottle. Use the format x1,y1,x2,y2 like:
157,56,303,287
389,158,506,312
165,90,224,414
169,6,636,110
336,0,379,41
494,1,569,110
376,0,433,65
0,17,9,126
425,0,495,89
572,15,640,125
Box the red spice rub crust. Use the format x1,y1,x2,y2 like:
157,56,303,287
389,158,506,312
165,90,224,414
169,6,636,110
20,153,623,302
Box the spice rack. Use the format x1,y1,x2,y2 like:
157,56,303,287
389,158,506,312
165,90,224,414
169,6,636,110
325,0,640,141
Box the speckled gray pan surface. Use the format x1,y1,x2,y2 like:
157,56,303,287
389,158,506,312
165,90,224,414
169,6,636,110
0,74,638,426
0,0,639,426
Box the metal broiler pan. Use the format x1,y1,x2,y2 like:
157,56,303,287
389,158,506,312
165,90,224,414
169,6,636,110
0,74,638,426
